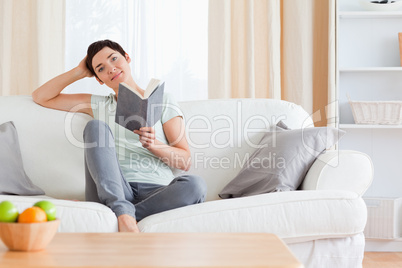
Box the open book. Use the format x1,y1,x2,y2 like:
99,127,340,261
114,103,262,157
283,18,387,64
115,79,165,131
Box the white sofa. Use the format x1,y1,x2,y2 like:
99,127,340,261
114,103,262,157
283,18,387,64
0,96,373,268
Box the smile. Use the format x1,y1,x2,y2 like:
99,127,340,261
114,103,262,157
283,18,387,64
112,71,122,81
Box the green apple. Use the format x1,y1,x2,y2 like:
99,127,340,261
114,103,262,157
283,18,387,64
0,201,19,222
34,200,56,221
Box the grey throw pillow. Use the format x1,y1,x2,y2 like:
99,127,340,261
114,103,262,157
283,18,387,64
0,121,45,195
219,122,345,198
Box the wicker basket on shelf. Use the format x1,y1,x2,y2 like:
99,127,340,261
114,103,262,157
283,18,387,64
348,95,402,125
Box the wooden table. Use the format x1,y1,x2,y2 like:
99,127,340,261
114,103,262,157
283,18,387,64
0,233,303,268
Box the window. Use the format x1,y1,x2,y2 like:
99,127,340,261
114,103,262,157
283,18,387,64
64,0,208,101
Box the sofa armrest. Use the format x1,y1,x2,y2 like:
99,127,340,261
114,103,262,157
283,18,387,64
300,150,373,196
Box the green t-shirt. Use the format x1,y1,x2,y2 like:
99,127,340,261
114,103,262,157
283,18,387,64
91,92,183,185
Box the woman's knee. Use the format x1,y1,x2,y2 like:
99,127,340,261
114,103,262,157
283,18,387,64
179,175,207,202
84,120,107,135
83,120,113,144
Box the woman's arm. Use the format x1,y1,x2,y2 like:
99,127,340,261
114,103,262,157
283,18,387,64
134,116,191,171
32,57,93,116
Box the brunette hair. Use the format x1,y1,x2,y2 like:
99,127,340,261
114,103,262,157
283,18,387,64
86,40,127,78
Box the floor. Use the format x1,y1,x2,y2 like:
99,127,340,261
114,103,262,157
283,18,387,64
363,252,402,268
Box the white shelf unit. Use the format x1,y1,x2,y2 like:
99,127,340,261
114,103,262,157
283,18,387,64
337,0,402,202
337,1,402,125
340,124,402,129
340,67,402,72
339,11,402,19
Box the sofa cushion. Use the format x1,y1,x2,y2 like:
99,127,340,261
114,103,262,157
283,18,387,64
0,195,117,232
0,121,45,195
138,190,367,244
219,125,345,198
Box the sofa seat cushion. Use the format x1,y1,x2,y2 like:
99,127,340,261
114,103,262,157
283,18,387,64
0,195,117,232
138,190,367,244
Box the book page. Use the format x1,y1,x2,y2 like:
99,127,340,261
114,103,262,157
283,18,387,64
120,82,143,99
145,78,161,98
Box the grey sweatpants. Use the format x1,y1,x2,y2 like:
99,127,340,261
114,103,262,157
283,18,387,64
83,119,207,222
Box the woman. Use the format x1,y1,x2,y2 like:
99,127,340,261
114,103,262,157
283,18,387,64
32,40,207,232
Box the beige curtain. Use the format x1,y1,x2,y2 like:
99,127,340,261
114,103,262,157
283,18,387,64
0,0,65,96
208,0,336,127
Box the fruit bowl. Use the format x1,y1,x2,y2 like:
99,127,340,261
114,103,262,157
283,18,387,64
0,219,60,251
359,0,402,11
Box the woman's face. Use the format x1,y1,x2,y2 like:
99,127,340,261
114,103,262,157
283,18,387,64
91,46,131,90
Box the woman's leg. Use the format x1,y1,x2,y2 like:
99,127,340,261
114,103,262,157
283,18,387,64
83,120,137,219
133,175,207,221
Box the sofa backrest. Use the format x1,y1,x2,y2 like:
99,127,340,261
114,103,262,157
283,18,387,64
0,96,91,200
0,96,90,201
179,99,313,201
0,96,313,202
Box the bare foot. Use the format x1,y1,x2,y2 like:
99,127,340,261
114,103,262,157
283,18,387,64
117,214,140,233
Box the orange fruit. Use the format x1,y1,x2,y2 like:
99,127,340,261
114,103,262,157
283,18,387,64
18,207,47,223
